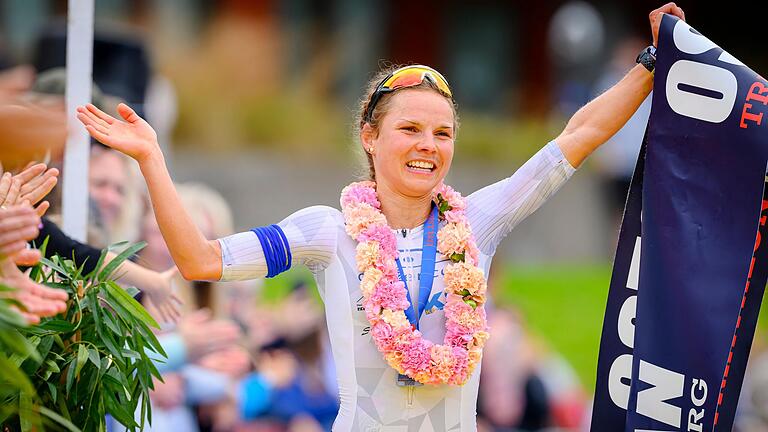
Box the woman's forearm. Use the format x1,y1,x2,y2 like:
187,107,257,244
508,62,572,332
138,150,222,281
556,64,654,168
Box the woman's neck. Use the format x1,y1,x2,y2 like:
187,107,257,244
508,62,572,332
376,183,433,230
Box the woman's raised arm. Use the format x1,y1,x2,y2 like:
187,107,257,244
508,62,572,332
555,2,685,168
77,103,222,281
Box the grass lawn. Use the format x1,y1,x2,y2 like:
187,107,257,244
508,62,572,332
494,263,612,392
494,263,768,393
265,263,768,394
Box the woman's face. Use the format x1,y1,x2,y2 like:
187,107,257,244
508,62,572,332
363,89,455,198
89,149,126,230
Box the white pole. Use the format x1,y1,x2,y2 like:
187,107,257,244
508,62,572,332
62,0,94,242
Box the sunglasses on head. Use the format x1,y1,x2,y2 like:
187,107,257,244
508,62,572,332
363,65,453,124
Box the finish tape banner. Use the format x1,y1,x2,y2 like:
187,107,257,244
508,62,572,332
591,15,768,431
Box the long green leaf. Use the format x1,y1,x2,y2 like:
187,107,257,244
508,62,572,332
38,406,81,432
91,295,124,362
104,280,159,329
39,319,77,333
47,381,58,404
87,348,101,368
0,355,34,395
39,255,68,276
65,360,77,394
104,391,138,428
0,328,39,363
18,391,38,432
28,236,50,281
75,344,89,377
136,323,166,358
84,248,109,282
98,242,146,282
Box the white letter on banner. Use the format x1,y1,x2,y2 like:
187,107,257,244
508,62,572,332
666,60,737,123
627,237,641,290
673,20,718,55
609,354,633,409
618,296,637,349
691,378,707,406
637,360,684,427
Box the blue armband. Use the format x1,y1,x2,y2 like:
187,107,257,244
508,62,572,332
251,224,292,278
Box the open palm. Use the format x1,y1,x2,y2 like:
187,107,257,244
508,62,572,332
76,103,159,163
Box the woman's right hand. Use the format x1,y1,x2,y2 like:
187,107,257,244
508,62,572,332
76,103,160,164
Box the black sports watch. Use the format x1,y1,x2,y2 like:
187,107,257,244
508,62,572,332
636,45,657,74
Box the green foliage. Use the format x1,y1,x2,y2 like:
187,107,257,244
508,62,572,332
0,284,38,426
1,242,165,431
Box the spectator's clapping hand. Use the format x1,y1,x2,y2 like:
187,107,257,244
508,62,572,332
258,349,297,389
177,309,242,362
0,205,67,323
1,162,59,217
142,266,183,323
197,345,252,378
0,205,39,260
275,291,323,341
288,415,324,432
0,259,67,324
650,3,686,47
150,373,185,410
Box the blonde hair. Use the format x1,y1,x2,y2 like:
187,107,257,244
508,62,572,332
355,65,459,181
176,182,234,239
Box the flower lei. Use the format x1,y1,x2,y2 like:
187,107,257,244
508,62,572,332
340,181,490,385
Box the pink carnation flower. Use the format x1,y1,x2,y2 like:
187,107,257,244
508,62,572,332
355,241,381,272
433,183,467,212
341,183,380,208
400,338,433,375
444,261,486,296
444,296,487,332
371,321,396,351
443,209,466,224
429,345,456,383
437,222,472,259
360,225,398,257
364,298,382,321
450,347,470,384
370,280,410,311
444,327,473,348
344,204,387,239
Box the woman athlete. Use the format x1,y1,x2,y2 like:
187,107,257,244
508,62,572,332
77,3,684,431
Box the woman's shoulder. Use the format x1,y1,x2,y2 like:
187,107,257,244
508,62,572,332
291,205,342,218
284,205,345,228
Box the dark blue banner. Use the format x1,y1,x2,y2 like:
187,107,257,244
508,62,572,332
591,15,768,432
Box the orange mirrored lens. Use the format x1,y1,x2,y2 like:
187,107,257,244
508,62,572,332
385,72,424,89
382,67,452,97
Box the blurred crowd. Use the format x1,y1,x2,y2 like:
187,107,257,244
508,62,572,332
0,31,594,428
1,7,768,432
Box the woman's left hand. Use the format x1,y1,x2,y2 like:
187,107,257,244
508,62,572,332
143,267,183,323
650,3,686,47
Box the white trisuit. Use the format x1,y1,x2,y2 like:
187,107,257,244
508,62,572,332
218,142,575,431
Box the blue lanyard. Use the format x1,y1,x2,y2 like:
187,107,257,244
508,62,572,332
395,205,438,330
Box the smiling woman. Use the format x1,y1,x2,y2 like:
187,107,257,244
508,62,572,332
74,4,685,430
